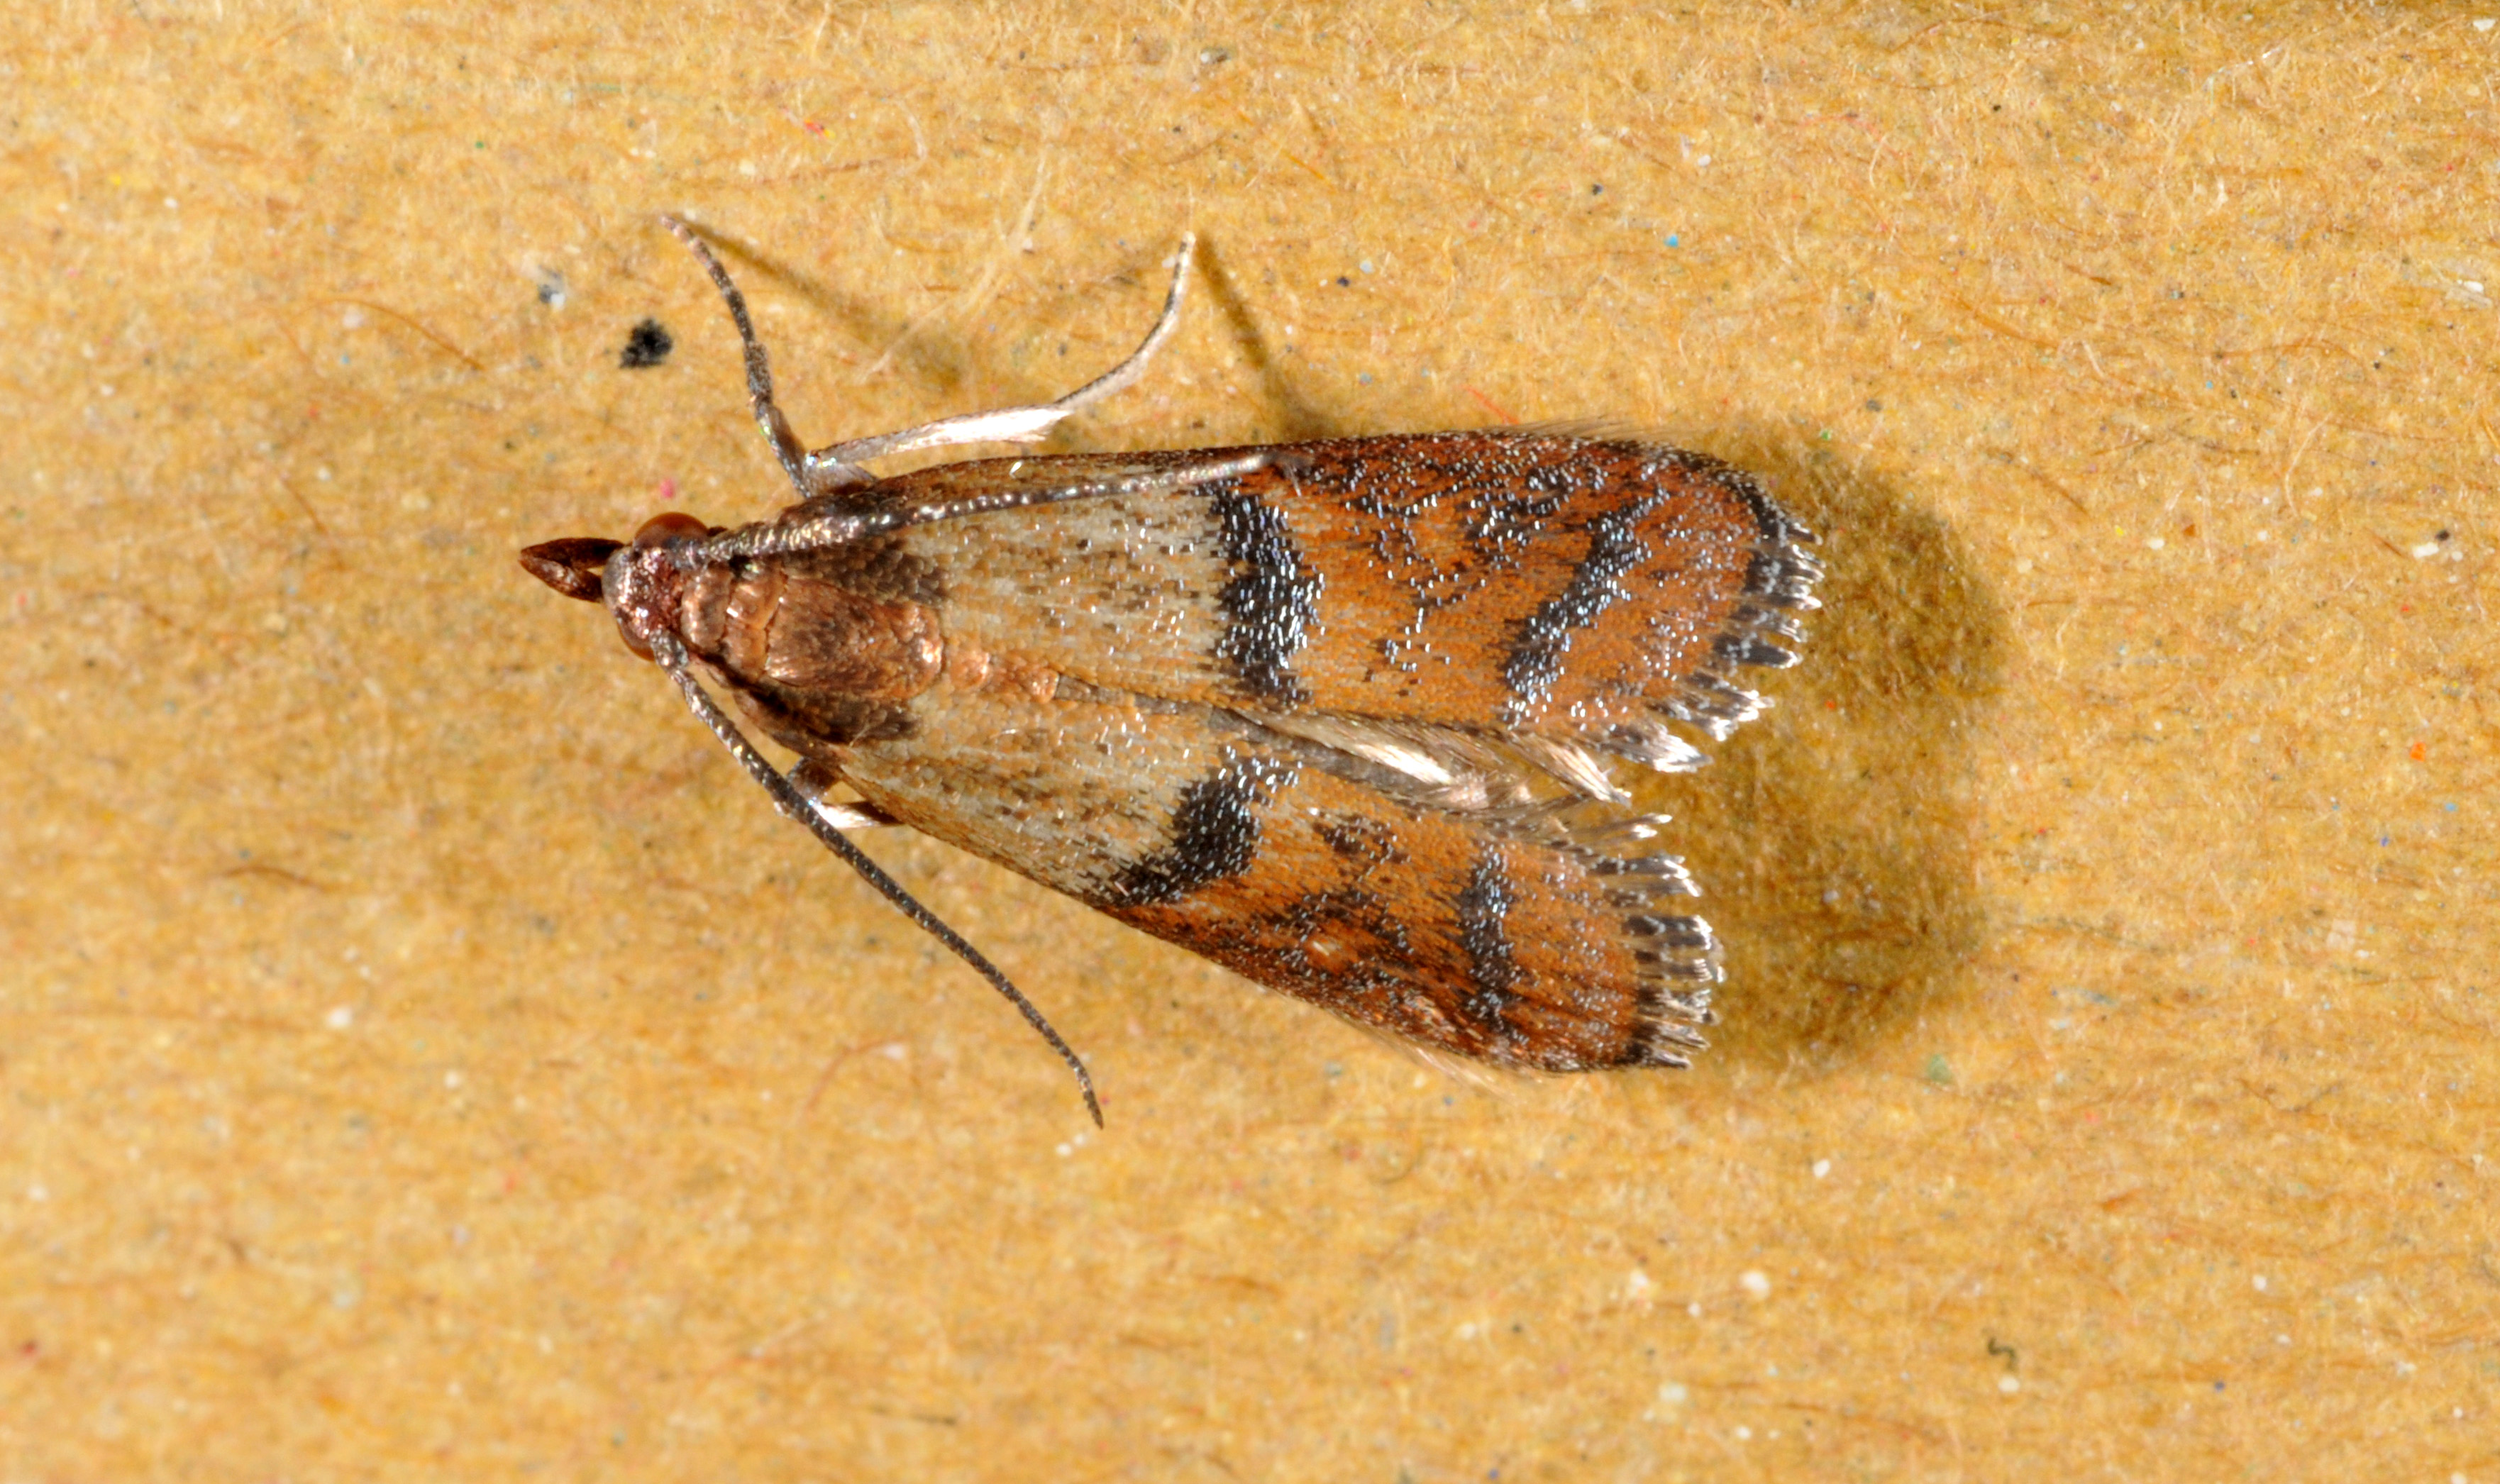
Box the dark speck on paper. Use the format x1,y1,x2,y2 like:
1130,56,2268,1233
620,318,674,370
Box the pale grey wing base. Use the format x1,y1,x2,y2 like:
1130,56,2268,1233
836,680,1255,907
690,450,1272,566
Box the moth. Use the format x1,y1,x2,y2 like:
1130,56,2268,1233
523,219,1823,1122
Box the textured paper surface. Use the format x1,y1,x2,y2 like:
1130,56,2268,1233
5,4,2494,1478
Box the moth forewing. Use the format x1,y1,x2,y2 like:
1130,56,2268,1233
521,219,1822,1119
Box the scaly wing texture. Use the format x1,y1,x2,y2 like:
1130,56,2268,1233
861,432,1821,767
835,676,1715,1069
754,433,1820,1065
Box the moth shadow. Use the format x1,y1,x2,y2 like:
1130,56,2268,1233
1192,238,1344,443
1642,430,2006,1075
681,227,1190,444
686,230,1356,452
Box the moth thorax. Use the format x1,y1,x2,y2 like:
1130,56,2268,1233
683,554,945,703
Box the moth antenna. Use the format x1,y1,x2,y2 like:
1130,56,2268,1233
648,633,1103,1126
1041,231,1195,417
659,215,814,502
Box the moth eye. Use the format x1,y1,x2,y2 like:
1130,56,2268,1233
631,511,710,547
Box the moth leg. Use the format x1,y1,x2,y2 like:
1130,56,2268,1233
802,799,892,830
798,235,1198,488
790,758,901,830
648,633,1102,1126
660,216,814,502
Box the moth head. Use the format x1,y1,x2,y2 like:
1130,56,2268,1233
519,511,715,662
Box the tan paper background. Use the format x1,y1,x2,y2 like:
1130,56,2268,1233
5,3,2494,1478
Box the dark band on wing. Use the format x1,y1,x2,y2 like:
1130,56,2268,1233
1498,495,1664,721
1212,484,1322,704
1454,848,1528,1040
1107,754,1300,906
